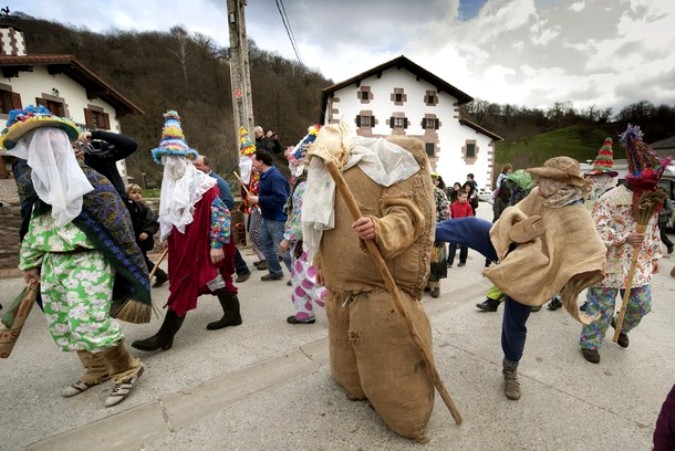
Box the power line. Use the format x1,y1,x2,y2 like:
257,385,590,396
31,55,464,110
275,0,304,68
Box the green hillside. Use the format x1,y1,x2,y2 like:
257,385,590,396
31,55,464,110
494,124,627,170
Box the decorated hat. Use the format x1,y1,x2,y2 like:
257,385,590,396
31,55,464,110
586,137,618,177
151,110,199,164
287,125,320,177
239,126,256,156
527,156,590,188
0,105,80,150
620,124,671,189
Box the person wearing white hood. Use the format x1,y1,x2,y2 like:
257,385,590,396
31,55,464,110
2,105,150,407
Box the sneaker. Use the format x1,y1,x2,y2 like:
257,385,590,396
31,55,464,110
476,299,499,312
287,315,315,324
457,262,466,267
61,379,104,398
447,264,453,268
286,280,292,286
430,287,440,298
503,369,521,400
581,347,600,364
104,366,144,408
254,261,268,271
261,274,283,281
530,305,542,312
667,244,674,254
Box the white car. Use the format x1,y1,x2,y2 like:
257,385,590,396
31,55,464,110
478,187,493,202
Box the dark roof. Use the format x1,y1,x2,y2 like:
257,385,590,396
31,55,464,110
0,54,144,116
320,55,473,122
459,117,503,141
650,135,675,149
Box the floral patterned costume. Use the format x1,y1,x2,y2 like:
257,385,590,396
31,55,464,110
283,180,327,322
580,184,662,350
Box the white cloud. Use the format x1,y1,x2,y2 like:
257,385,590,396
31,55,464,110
569,1,586,13
13,0,675,113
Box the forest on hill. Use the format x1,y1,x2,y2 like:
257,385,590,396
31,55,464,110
11,13,330,185
8,14,675,183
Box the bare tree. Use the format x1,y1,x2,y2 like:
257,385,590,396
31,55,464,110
169,26,191,106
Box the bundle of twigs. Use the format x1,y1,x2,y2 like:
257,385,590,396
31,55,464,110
613,190,666,343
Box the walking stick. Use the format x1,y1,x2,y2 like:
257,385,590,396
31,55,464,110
234,171,261,213
149,248,168,280
612,191,665,343
324,160,463,425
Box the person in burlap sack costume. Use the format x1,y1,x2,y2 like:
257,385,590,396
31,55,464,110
436,156,607,400
302,124,436,442
2,105,150,407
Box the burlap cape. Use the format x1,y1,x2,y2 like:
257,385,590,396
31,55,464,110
484,187,606,323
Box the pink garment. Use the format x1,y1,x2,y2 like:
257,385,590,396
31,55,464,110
290,242,327,321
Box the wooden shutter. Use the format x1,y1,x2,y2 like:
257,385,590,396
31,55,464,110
103,112,110,130
35,98,48,108
355,115,361,127
370,116,376,127
403,118,408,129
84,108,94,128
10,92,22,109
389,117,395,128
435,118,440,129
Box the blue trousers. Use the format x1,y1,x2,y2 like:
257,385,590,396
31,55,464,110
435,217,529,364
260,219,291,277
234,248,250,276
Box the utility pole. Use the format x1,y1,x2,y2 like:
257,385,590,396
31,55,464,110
227,0,255,142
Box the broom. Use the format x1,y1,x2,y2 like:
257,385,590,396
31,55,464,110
612,190,666,343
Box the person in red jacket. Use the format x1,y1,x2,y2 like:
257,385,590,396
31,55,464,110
448,191,473,267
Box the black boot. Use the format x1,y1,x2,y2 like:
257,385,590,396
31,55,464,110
132,309,185,351
207,292,242,330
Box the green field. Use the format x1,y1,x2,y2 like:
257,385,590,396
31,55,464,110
494,124,627,169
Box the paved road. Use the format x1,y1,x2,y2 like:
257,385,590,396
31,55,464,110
1,203,674,450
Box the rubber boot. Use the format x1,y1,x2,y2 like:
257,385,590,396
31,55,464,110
206,291,242,330
100,340,143,407
131,309,185,351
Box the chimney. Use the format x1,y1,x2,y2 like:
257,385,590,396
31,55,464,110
0,24,26,56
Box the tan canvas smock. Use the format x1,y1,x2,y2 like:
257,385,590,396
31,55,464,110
316,136,436,442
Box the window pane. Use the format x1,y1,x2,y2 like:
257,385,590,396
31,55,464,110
361,115,370,126
425,143,435,156
466,143,476,158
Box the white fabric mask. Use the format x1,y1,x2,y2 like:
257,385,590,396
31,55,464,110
9,128,94,226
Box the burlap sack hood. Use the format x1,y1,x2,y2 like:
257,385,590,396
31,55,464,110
484,187,607,324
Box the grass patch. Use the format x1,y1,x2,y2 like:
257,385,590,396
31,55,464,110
495,124,626,168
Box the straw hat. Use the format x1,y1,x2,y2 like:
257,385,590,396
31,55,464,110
527,156,589,187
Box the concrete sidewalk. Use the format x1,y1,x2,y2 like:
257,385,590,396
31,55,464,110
1,206,674,450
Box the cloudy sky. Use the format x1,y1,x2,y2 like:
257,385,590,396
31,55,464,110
14,0,675,114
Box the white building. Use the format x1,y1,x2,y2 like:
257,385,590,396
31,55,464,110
320,55,501,190
0,23,143,187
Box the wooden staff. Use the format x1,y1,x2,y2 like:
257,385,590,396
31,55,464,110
149,248,168,280
324,160,463,425
612,191,665,343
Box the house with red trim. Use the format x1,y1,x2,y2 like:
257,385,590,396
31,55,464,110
320,55,501,190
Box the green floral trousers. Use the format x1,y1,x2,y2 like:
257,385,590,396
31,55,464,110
40,251,124,353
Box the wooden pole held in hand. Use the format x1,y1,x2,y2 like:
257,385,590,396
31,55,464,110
324,160,463,425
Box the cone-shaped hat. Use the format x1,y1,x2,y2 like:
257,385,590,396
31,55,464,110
151,110,199,164
586,137,618,177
